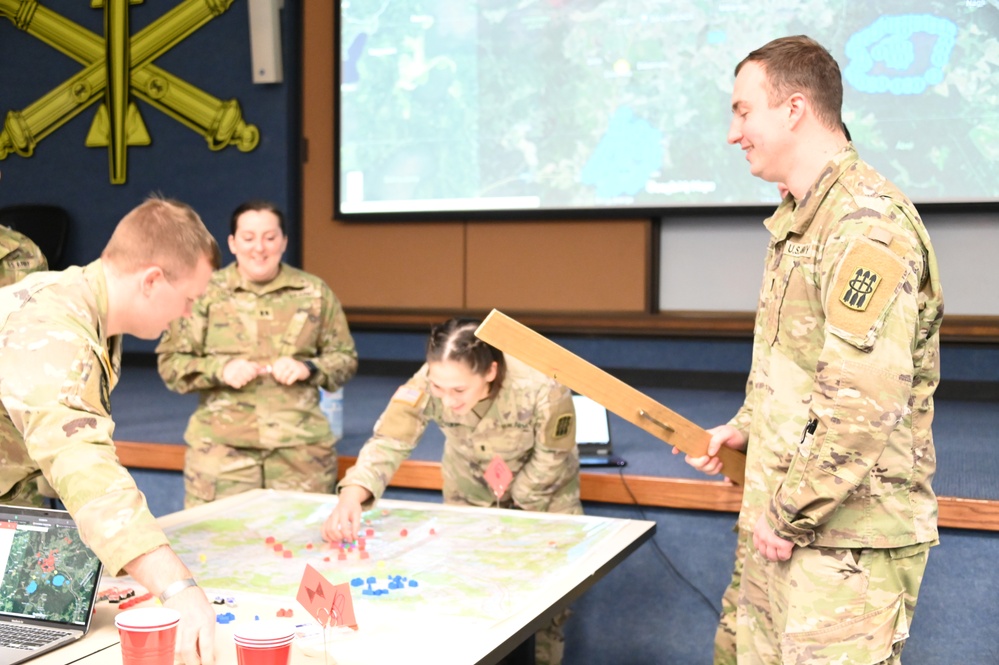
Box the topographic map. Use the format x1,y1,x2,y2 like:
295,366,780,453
163,491,625,623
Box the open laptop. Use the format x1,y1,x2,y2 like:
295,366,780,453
572,394,626,467
0,504,103,665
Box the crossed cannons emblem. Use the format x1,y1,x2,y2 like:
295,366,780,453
0,0,259,184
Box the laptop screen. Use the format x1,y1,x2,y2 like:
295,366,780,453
573,394,611,447
0,505,103,627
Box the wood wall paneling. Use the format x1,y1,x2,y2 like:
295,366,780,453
466,221,650,312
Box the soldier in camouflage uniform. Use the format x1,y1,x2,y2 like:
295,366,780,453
323,318,580,665
0,197,221,664
1,224,50,504
0,224,47,287
683,37,943,664
157,200,357,508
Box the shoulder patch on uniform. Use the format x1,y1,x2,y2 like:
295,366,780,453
827,237,907,347
554,414,573,438
543,412,576,451
391,385,425,407
838,266,881,311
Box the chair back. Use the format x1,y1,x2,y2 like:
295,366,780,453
0,204,71,269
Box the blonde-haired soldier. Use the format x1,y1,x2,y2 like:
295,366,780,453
0,196,222,665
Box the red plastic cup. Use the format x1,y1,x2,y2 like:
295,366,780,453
115,607,181,665
233,622,294,665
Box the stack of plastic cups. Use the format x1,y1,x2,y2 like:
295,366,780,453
115,607,181,665
233,622,296,665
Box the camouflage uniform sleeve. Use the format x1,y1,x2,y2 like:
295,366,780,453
338,368,431,504
2,338,168,576
155,295,227,393
768,219,924,546
0,230,48,288
509,381,578,512
727,375,755,440
303,284,358,392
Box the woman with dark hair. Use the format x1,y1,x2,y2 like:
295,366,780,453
157,200,357,508
324,318,580,665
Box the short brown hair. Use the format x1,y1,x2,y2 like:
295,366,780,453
102,196,221,279
426,318,506,399
736,35,844,133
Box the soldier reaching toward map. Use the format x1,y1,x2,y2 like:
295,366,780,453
157,200,357,508
0,197,221,665
323,318,581,665
681,36,943,664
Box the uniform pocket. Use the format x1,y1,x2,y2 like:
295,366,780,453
780,592,906,665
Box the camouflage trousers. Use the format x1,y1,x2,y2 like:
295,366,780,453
716,532,930,665
184,439,337,509
534,607,570,665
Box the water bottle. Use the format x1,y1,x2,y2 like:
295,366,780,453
319,387,344,439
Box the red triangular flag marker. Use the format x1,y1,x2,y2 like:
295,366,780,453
296,564,357,629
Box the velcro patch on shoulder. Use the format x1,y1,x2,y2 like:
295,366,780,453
827,237,907,346
60,349,111,417
391,385,426,408
376,388,428,442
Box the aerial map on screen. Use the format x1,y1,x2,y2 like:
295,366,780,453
338,0,999,214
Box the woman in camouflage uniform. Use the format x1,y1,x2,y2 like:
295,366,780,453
324,318,580,665
157,201,357,508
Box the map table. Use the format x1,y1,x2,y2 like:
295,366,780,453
35,489,654,665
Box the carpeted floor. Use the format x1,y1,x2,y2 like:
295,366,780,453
116,363,999,664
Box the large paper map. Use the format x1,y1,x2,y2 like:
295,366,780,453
161,491,626,625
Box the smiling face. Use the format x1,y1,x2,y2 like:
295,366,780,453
228,208,287,284
727,61,792,185
427,358,498,415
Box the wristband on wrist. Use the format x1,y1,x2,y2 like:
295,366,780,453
159,578,198,603
303,360,318,377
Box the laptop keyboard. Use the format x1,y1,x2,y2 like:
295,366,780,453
0,623,70,649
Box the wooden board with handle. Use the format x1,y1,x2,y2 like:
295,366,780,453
475,310,746,485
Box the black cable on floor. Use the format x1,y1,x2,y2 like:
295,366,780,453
616,465,722,617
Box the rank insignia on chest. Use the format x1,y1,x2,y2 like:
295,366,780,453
258,308,273,319
839,266,881,311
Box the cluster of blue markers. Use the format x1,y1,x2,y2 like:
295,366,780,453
351,575,419,596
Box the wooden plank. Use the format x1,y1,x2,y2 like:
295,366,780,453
475,309,746,485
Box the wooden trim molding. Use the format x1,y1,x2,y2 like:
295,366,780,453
115,443,999,531
116,441,185,470
343,309,999,343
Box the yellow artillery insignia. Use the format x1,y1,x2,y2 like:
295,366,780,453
0,0,260,184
